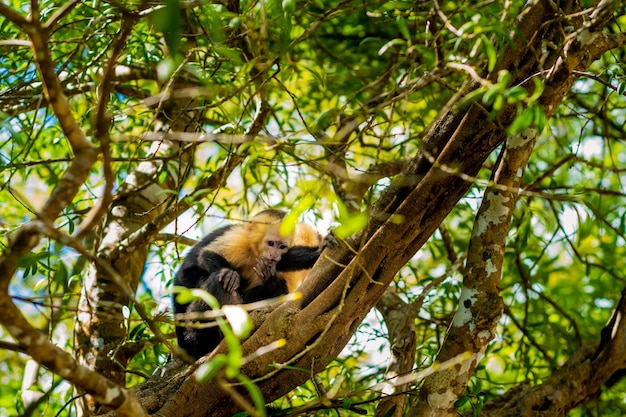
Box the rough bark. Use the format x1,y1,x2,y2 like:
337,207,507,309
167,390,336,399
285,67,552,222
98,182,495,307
74,138,191,383
406,0,622,414
375,289,417,417
408,127,537,417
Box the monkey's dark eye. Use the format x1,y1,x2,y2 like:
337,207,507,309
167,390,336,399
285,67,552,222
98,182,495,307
280,244,287,250
268,241,275,247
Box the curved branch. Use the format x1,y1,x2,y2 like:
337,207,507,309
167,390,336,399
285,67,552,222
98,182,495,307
76,14,139,239
0,221,147,416
0,3,28,27
482,287,626,416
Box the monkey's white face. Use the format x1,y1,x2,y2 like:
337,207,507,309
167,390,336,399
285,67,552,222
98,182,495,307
262,229,290,265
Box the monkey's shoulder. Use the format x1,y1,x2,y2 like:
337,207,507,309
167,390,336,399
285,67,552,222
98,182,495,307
195,224,239,251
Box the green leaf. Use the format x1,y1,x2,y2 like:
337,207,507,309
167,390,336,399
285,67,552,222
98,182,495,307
334,211,368,239
283,0,296,14
281,194,316,236
172,287,196,305
191,288,221,310
158,170,168,184
221,320,243,379
505,86,528,103
66,216,75,234
236,374,267,414
481,35,497,72
280,211,299,237
396,16,410,41
52,262,68,287
482,84,503,107
378,38,406,56
222,305,253,339
18,251,50,270
529,77,545,102
490,94,504,117
33,277,47,291
454,395,469,408
497,70,512,85
507,107,534,134
129,322,147,340
150,0,182,56
342,397,353,409
197,354,229,382
206,10,226,43
533,105,548,131
469,377,482,395
455,86,488,110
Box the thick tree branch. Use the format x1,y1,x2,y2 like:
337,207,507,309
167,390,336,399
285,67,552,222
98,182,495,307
24,16,93,154
0,3,28,26
375,289,416,417
410,128,537,416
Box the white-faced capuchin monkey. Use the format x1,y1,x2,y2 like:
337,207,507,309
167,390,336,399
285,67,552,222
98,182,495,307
173,209,333,359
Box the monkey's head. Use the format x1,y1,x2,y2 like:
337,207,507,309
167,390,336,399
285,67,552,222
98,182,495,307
247,210,293,265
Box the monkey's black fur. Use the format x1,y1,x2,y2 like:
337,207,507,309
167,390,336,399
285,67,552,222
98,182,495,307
173,224,324,359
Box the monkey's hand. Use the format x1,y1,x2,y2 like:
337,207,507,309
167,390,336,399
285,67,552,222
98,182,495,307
320,232,339,252
253,258,278,284
217,268,241,293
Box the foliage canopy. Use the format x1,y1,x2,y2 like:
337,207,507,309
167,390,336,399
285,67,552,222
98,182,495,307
1,0,626,416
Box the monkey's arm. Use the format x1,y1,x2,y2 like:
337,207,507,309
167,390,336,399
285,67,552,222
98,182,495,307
174,258,243,359
276,247,320,271
321,233,338,250
277,233,337,272
199,250,242,293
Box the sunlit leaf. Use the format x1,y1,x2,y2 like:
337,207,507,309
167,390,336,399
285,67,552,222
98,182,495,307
396,16,410,41
507,107,534,134
481,34,497,72
197,355,229,382
222,305,253,339
333,211,368,239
